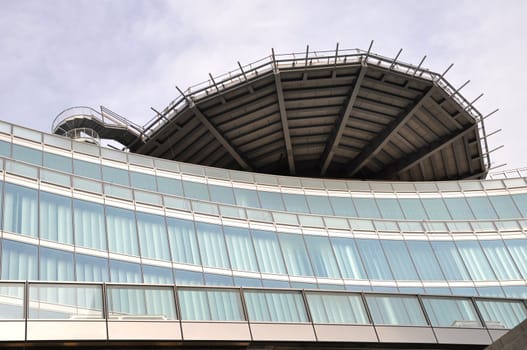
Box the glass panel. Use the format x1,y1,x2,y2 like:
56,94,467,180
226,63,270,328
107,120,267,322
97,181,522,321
234,188,260,208
356,239,393,280
167,218,201,265
43,151,72,173
156,176,184,196
455,240,496,280
73,199,107,251
136,212,170,261
178,289,244,321
381,240,419,280
0,283,24,319
422,297,481,327
175,269,204,285
108,286,176,320
431,241,471,281
244,290,308,322
480,240,522,280
73,159,101,180
106,206,139,256
466,197,498,220
223,226,258,272
182,180,209,201
109,260,142,283
489,195,521,219
306,195,334,215
512,194,527,217
406,240,446,281
330,237,367,279
143,265,174,284
251,229,287,274
39,191,73,244
1,240,37,280
258,191,285,211
282,193,309,213
444,197,474,220
365,295,427,326
40,247,74,281
504,239,527,279
102,165,130,186
75,254,109,282
204,273,233,286
130,171,157,191
209,184,236,205
0,140,11,157
196,222,230,269
306,292,369,324
421,198,451,220
353,198,381,218
476,300,527,329
377,198,404,219
29,284,103,319
278,233,314,276
399,198,427,220
329,197,357,217
304,235,341,279
3,183,38,237
12,144,41,166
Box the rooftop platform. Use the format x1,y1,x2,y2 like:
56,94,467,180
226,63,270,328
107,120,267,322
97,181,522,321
53,47,492,181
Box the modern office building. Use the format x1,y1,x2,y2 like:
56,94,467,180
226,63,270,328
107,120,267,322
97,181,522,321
0,47,526,349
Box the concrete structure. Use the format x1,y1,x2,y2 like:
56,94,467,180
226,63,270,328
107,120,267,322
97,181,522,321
0,47,523,349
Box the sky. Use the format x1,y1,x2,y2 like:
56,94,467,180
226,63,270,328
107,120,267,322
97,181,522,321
1,0,526,172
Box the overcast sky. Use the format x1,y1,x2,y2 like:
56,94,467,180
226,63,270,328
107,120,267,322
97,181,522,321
1,0,526,172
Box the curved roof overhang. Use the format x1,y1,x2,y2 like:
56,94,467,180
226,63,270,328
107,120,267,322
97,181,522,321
57,48,492,181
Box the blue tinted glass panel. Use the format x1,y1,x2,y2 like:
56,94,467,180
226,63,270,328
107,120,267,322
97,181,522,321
353,198,381,218
75,254,108,282
143,265,174,284
73,159,101,179
456,240,496,280
489,195,521,219
73,199,106,250
234,188,260,208
178,289,244,321
306,292,369,324
330,237,367,279
39,191,73,244
366,295,427,326
306,195,334,215
136,212,170,261
377,199,404,219
43,152,72,173
223,226,258,272
356,239,393,280
156,176,184,196
282,193,309,213
278,233,313,276
329,197,357,217
422,297,481,327
444,197,474,220
304,235,341,278
405,240,445,281
209,185,235,205
108,286,176,320
381,240,419,280
0,140,10,157
204,273,234,286
3,183,37,237
512,194,527,217
167,218,201,265
480,240,522,280
183,181,209,201
245,290,308,322
12,144,41,166
251,230,287,274
174,269,203,285
102,165,129,186
466,197,498,219
476,300,527,329
421,198,451,220
39,247,74,281
504,239,527,279
431,241,471,280
258,191,285,211
1,240,37,280
109,260,142,283
130,171,157,191
196,222,230,269
399,198,427,220
106,206,139,256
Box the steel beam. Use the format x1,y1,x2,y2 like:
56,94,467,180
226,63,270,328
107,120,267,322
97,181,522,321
320,65,367,175
375,124,477,179
273,69,296,174
191,105,253,171
346,86,434,177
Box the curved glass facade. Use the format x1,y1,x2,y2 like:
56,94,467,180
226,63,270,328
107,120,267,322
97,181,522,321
0,120,526,337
